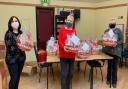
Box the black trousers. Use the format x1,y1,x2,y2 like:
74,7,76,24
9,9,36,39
60,58,75,89
6,59,25,89
107,55,119,84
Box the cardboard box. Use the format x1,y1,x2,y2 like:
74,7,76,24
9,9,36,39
22,66,37,75
22,61,37,75
0,69,7,89
22,66,33,75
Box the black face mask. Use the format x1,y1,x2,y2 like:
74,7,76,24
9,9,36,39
109,24,116,28
66,22,73,28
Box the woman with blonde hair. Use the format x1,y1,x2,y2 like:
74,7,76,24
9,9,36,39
58,14,77,89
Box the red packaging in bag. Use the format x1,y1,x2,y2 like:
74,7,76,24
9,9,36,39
102,31,117,47
17,32,33,51
38,50,47,63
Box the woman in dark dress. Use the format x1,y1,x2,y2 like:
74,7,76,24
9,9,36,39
4,16,26,89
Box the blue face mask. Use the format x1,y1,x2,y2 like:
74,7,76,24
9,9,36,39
66,22,73,28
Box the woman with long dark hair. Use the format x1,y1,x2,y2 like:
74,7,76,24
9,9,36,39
4,16,26,89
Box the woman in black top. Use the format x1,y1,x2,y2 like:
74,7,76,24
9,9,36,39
4,16,26,89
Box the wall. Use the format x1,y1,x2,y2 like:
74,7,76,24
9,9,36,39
96,0,128,7
75,9,96,40
0,0,95,7
50,0,96,8
0,0,41,4
0,5,37,61
95,6,127,42
0,0,127,61
93,0,128,40
0,1,96,61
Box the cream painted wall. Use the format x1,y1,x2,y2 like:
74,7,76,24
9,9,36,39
75,9,96,40
0,5,37,61
50,0,95,7
0,0,95,7
95,6,128,41
0,0,127,7
0,0,127,61
0,1,97,61
0,0,41,4
95,0,128,41
96,0,128,7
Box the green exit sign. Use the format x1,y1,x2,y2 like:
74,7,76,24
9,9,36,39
41,0,49,3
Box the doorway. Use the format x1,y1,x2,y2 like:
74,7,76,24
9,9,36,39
36,7,54,50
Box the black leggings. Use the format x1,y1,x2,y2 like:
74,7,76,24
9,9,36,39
6,60,25,89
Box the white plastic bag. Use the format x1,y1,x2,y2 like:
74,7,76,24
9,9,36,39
47,37,58,55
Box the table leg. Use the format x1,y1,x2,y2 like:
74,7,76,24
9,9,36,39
47,67,49,89
90,66,94,89
110,61,112,88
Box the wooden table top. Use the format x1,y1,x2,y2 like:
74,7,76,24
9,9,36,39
46,53,113,63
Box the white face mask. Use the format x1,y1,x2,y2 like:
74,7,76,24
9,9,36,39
11,22,19,30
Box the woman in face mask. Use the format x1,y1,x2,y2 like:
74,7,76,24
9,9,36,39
102,19,123,88
58,14,77,89
4,16,26,89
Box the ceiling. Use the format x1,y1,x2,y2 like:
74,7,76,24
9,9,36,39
61,0,111,3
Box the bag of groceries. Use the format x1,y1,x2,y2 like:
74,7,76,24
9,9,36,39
17,31,33,51
46,37,58,55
